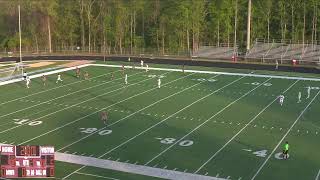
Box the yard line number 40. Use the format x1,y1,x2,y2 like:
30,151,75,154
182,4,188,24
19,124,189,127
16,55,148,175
252,149,289,160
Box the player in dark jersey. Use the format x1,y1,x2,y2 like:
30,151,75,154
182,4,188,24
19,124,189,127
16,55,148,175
76,67,81,78
182,64,185,74
111,72,114,80
42,75,47,86
122,64,125,75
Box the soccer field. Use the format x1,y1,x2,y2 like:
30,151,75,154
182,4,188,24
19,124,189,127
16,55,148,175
0,61,319,180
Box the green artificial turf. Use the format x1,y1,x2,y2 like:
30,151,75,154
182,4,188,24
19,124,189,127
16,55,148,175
0,61,319,180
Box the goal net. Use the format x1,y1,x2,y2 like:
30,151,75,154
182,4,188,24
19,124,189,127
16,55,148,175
0,62,24,82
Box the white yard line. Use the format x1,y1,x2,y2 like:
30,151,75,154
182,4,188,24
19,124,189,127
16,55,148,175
62,76,246,179
145,78,272,165
57,152,225,180
316,169,320,180
2,72,159,135
58,74,208,151
251,90,320,180
0,71,143,119
74,172,120,180
0,64,109,105
195,79,299,173
91,64,320,82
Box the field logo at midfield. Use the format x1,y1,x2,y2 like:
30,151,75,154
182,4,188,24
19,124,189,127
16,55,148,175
14,119,42,126
245,82,272,87
155,137,193,147
192,78,217,82
79,128,112,136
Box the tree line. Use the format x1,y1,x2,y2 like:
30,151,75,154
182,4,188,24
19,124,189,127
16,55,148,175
0,0,319,54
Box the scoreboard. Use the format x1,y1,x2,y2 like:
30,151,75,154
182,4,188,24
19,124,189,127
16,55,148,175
0,145,54,178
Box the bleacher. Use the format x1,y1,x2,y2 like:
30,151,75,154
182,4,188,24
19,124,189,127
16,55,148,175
193,44,238,60
246,39,320,64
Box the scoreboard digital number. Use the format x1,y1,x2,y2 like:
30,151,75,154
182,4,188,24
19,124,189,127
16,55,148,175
0,145,54,178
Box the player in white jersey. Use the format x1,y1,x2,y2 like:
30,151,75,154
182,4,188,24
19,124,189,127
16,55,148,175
158,78,161,89
298,91,301,103
125,74,128,85
307,86,311,99
141,60,144,67
26,76,31,88
23,72,28,81
56,73,63,83
278,95,285,106
146,64,149,72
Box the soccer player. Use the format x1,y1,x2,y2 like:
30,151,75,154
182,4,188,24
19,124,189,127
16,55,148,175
307,86,311,99
84,71,89,80
42,75,47,86
158,78,161,89
275,60,279,70
182,64,185,74
128,57,131,62
111,72,114,80
146,64,149,72
125,74,128,85
282,141,289,159
23,71,28,81
122,64,125,74
278,95,285,106
141,60,144,67
26,76,31,88
298,91,301,103
56,73,63,84
76,67,81,78
100,111,108,126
